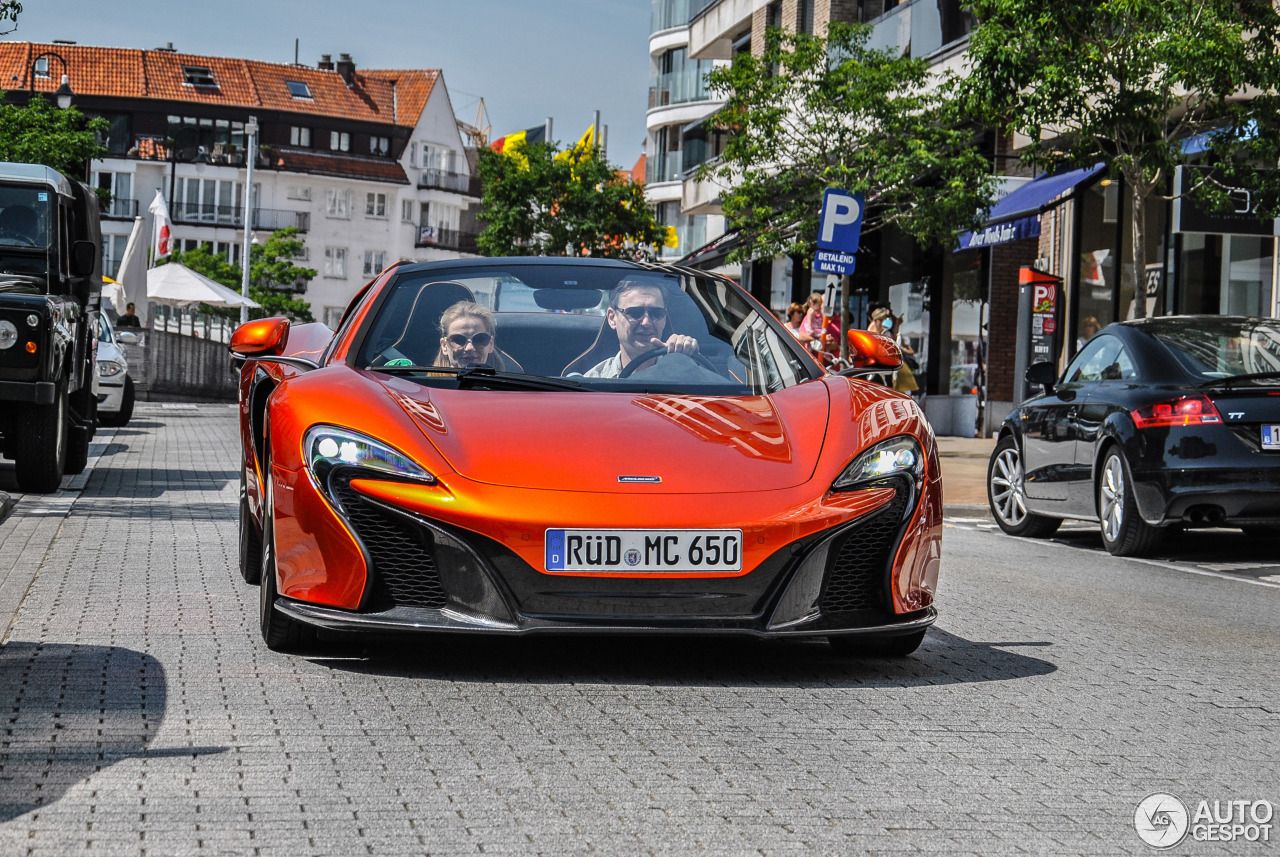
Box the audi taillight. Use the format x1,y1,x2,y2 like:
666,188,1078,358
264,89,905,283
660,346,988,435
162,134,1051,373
1131,395,1223,429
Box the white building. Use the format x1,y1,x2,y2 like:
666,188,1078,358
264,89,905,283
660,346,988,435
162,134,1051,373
4,43,481,328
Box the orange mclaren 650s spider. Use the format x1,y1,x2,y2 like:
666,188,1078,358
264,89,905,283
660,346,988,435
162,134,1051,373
232,258,942,656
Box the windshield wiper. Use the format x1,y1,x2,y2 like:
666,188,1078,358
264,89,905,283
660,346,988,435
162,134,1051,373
367,364,585,392
1199,371,1280,389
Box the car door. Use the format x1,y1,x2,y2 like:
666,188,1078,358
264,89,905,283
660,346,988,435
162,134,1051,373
1019,342,1104,501
1071,338,1139,514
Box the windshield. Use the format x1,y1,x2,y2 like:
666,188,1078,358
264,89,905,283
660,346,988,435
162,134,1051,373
98,313,113,343
355,264,819,394
0,184,52,279
1150,318,1280,381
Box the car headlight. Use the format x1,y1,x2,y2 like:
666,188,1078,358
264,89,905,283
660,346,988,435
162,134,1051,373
0,320,17,350
97,359,126,378
832,436,924,491
304,425,435,487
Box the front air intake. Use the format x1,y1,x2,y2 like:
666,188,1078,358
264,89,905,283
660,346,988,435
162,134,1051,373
819,487,908,615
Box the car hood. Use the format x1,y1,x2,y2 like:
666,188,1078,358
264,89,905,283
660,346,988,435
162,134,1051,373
377,376,833,493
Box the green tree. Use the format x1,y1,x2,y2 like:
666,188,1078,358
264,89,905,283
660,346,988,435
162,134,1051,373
168,227,316,322
0,93,107,181
698,22,996,352
962,0,1280,318
476,140,665,259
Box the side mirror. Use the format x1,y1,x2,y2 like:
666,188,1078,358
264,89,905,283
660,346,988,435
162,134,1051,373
230,317,290,357
72,240,97,277
116,331,139,345
841,329,903,373
1025,361,1057,391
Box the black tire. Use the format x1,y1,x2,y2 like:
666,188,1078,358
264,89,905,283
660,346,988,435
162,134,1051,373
258,442,317,652
1097,447,1163,557
238,466,263,585
987,435,1062,538
14,380,67,494
829,629,927,657
64,419,90,476
98,377,135,428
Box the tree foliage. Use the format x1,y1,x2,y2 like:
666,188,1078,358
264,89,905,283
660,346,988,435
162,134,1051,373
0,2,20,35
0,94,107,181
699,22,997,262
962,0,1280,317
168,227,316,322
475,141,664,259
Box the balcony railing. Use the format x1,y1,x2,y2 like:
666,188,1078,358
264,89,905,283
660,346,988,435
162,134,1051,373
418,169,482,196
646,150,684,185
415,225,480,253
651,0,716,33
101,197,138,219
171,204,310,232
649,68,713,109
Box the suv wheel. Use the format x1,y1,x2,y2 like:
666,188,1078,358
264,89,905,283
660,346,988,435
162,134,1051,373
15,380,67,493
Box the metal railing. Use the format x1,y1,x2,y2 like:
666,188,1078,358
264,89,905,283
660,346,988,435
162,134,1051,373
101,197,139,219
171,204,309,232
415,225,480,253
253,209,310,232
418,169,482,196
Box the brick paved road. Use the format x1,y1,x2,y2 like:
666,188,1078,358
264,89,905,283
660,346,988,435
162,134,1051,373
0,405,1275,856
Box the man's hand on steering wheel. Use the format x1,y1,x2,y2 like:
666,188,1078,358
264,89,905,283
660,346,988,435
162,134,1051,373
618,335,717,379
650,334,697,356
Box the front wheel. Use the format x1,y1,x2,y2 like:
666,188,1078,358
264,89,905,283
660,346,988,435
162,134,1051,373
1097,448,1162,557
238,466,262,585
14,381,67,493
258,444,317,652
987,435,1061,538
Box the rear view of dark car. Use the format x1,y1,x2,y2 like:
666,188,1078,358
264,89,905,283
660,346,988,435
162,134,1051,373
988,315,1280,556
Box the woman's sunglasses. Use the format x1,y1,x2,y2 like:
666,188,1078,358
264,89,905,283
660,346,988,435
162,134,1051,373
619,306,668,323
447,332,493,348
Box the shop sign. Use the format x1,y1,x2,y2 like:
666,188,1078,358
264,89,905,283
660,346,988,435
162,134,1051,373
959,215,1041,249
1173,165,1280,236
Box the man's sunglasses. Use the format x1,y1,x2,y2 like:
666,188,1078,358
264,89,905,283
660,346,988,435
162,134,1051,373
618,306,667,323
447,332,493,348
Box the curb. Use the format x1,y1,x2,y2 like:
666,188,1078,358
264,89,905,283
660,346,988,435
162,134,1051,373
943,503,992,518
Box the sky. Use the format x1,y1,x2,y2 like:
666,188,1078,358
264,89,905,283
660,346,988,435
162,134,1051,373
5,0,652,167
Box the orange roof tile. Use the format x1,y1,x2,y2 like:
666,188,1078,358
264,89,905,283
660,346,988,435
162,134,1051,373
0,42,438,128
274,148,409,184
361,69,439,125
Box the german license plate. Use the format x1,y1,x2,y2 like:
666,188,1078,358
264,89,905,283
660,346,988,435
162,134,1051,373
1264,424,1280,451
544,529,743,572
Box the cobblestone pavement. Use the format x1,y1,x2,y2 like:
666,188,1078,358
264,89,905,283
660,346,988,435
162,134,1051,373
0,405,1276,856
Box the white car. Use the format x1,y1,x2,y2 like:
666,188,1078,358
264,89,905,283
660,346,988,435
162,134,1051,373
96,314,136,427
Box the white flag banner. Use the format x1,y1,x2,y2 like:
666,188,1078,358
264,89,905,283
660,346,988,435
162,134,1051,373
148,189,172,260
116,215,148,325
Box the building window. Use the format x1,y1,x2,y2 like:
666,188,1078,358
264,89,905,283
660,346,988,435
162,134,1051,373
421,144,455,172
101,233,129,279
365,192,387,218
363,250,386,277
401,199,416,222
798,0,814,34
324,246,347,278
286,185,312,201
325,188,350,219
330,131,350,152
370,135,390,156
285,80,313,99
33,56,50,78
290,126,311,147
323,306,346,329
182,66,217,87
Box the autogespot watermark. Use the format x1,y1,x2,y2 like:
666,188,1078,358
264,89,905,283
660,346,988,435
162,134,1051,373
1135,793,1274,848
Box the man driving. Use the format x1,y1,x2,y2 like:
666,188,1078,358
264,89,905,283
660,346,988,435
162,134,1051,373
582,280,699,378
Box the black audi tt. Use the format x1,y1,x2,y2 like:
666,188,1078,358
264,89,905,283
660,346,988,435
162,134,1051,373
987,315,1280,556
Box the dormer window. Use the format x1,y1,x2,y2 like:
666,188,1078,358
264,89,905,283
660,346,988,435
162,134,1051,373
33,57,50,78
183,66,217,87
285,80,312,99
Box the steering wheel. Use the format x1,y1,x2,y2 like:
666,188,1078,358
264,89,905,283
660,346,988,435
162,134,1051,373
617,345,718,379
0,229,35,247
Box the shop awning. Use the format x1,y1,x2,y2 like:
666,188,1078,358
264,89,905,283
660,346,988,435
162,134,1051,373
956,164,1105,251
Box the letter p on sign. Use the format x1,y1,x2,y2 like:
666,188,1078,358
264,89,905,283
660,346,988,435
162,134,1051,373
817,188,865,253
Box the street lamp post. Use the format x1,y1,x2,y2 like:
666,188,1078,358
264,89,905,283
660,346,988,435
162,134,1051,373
29,52,74,109
240,115,258,326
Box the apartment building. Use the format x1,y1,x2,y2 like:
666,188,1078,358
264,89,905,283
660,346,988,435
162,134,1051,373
2,42,481,328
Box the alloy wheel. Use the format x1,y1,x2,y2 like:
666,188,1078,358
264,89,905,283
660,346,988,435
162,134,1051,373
1100,454,1125,543
990,447,1028,526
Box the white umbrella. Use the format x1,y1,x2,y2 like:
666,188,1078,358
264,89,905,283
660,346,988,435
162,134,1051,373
146,263,260,308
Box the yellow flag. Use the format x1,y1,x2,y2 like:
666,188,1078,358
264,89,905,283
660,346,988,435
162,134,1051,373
663,225,679,249
555,125,595,162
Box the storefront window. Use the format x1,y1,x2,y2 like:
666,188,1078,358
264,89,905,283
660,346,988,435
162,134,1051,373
1075,182,1119,351
1179,233,1275,317
1118,187,1168,320
950,250,983,394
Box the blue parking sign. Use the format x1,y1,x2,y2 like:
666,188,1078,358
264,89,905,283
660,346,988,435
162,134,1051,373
817,188,865,254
